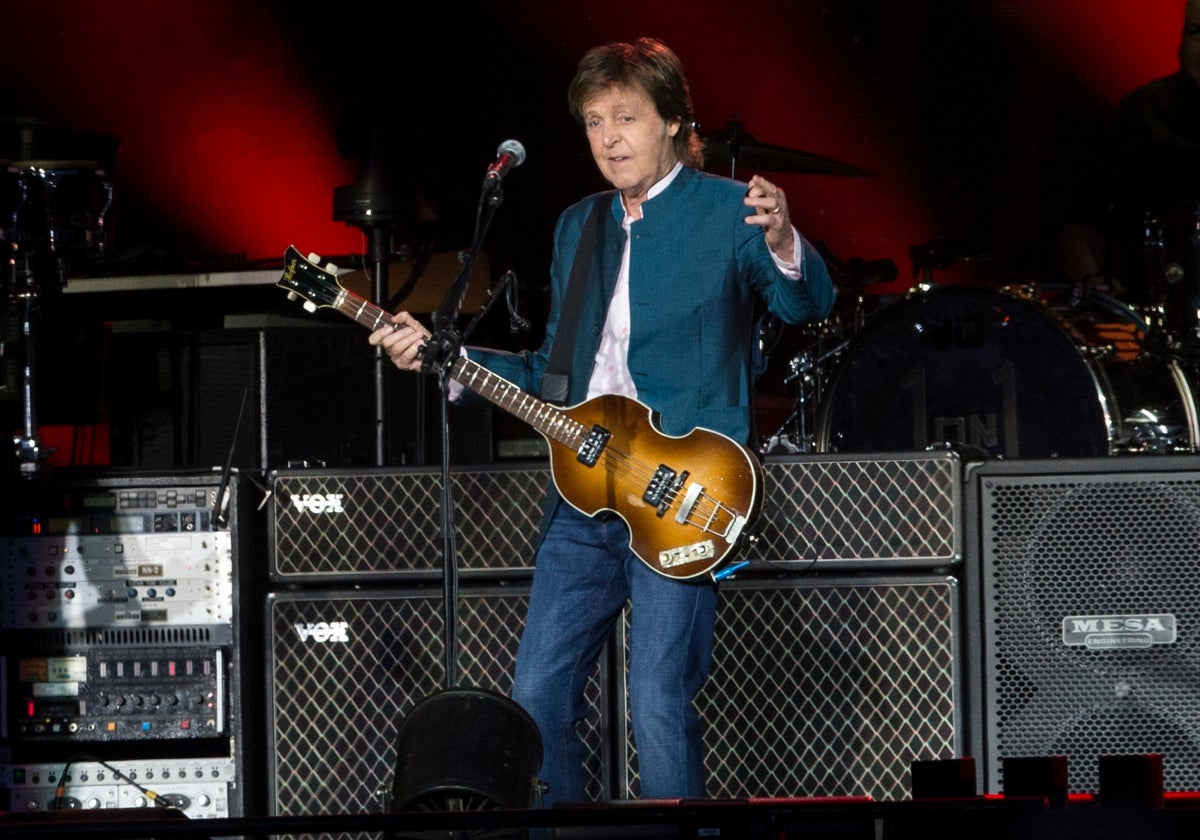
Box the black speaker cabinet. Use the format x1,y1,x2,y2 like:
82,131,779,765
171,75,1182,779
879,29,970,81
266,453,962,586
614,574,963,802
619,573,964,801
267,463,549,584
266,573,962,822
751,451,961,570
106,324,493,471
965,455,1200,795
264,585,613,826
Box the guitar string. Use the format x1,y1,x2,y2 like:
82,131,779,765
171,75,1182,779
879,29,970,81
597,448,737,537
451,355,739,537
452,351,741,535
461,362,741,532
343,300,742,536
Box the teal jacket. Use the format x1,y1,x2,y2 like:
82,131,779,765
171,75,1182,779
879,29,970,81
470,165,835,446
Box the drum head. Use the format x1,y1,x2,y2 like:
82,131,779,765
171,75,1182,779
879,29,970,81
817,285,1109,458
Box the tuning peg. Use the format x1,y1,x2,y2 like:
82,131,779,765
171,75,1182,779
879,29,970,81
305,250,339,273
302,302,317,313
286,291,299,301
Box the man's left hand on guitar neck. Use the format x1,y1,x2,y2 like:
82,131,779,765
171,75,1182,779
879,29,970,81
369,311,431,373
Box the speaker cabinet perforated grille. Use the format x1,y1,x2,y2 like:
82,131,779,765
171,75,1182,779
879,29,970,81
976,459,1200,794
269,454,961,584
266,586,609,836
615,575,961,802
268,464,549,582
753,452,960,569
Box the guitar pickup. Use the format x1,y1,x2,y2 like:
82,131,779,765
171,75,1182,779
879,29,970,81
644,467,689,517
643,465,675,507
577,425,611,467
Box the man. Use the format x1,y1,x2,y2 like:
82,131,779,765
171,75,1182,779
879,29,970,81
1061,0,1200,323
372,37,834,806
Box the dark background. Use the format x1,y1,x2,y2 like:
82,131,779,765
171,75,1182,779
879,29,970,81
0,0,1189,468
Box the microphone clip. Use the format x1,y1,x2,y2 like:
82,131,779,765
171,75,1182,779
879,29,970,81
419,326,464,377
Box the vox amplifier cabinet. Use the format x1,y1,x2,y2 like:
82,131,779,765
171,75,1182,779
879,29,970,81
267,453,961,585
750,451,961,570
0,469,259,819
268,463,549,584
265,584,612,823
965,455,1200,796
614,574,963,802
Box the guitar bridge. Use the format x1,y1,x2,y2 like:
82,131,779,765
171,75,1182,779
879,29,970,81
577,424,611,467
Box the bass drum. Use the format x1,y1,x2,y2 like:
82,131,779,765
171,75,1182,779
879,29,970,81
816,284,1198,458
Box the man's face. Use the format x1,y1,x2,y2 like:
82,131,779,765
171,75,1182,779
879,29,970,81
582,84,680,200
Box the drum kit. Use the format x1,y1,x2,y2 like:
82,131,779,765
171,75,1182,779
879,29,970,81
702,120,1200,462
1,118,117,475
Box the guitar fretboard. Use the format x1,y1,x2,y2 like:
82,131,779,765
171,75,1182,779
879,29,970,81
334,288,586,450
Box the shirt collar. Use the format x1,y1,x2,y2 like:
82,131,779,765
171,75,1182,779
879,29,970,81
648,161,683,201
622,161,683,222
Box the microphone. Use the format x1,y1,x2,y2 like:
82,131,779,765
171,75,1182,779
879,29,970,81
483,139,526,189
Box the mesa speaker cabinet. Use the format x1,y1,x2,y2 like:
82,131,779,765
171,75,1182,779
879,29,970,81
268,463,549,584
265,584,613,827
614,574,963,802
964,455,1200,795
751,451,961,570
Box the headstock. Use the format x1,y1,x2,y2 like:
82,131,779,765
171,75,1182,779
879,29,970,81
278,245,343,312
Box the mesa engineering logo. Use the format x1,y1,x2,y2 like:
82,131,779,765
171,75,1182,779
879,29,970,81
1061,614,1177,650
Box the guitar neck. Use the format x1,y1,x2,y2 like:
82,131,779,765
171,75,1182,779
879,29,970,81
332,286,585,449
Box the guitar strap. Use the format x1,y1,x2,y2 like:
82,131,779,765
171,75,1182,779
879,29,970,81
542,192,612,405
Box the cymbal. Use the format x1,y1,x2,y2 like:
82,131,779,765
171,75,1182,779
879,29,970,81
338,250,491,314
0,116,118,170
701,116,873,178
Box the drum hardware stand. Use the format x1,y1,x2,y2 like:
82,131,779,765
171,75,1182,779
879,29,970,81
4,245,52,477
762,336,848,454
1141,210,1172,336
332,118,412,466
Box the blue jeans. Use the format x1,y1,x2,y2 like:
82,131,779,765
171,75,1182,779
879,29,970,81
512,502,718,807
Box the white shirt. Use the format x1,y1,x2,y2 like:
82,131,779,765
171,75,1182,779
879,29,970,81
585,162,804,401
456,165,804,404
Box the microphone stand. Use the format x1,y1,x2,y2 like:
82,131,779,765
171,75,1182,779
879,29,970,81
422,178,508,689
388,158,544,817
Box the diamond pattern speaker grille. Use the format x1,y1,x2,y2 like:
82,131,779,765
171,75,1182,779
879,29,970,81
752,453,960,569
270,455,961,584
268,464,549,582
979,464,1200,794
267,586,608,839
615,576,961,802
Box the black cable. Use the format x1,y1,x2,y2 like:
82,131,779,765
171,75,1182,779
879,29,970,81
51,752,178,811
